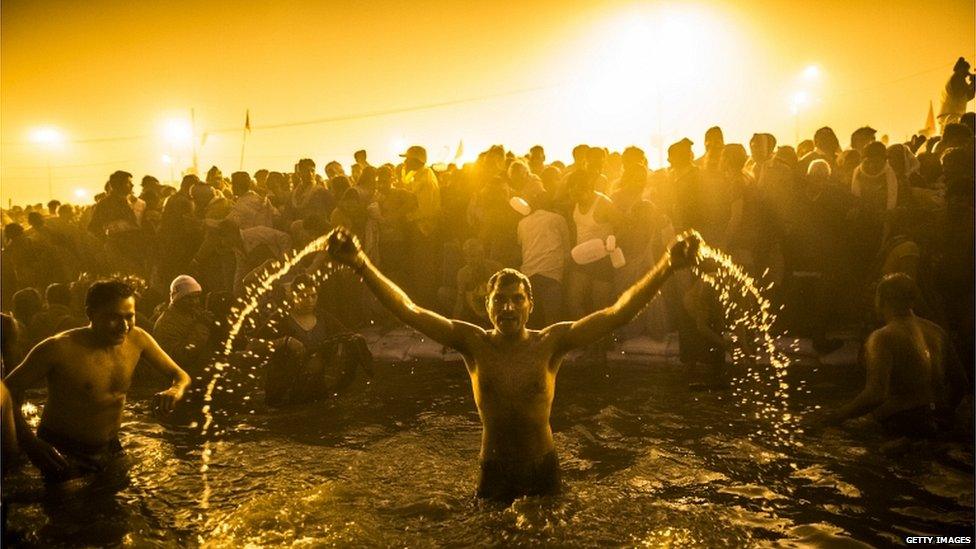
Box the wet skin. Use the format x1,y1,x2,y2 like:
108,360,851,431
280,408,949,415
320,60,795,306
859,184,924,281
4,297,190,477
326,227,699,470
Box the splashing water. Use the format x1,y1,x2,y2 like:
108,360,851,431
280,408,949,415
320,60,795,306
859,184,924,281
198,234,336,513
691,243,802,451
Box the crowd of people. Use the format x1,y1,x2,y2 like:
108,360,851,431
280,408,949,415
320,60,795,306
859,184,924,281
1,60,974,422
0,58,972,511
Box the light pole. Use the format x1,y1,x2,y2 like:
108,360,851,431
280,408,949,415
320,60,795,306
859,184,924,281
29,126,65,200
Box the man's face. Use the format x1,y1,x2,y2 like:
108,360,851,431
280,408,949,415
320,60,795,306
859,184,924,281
487,281,532,335
175,292,202,311
298,164,315,184
291,285,318,313
326,163,344,179
89,296,136,345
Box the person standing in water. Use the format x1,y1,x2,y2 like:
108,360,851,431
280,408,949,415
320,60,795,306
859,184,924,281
325,226,700,502
815,273,967,438
3,279,191,482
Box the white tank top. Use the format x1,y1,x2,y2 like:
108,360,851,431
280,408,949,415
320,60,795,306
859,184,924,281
573,195,612,245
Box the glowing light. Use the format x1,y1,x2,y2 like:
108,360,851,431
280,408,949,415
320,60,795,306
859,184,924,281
28,126,65,147
161,153,173,164
73,188,89,199
802,64,820,81
162,118,193,146
790,91,810,114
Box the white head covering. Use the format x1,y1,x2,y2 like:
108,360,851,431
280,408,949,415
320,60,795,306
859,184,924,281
170,275,202,304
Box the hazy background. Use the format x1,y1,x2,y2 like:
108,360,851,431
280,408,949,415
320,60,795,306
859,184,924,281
2,0,974,204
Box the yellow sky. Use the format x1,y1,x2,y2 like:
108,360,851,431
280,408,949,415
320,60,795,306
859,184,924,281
2,0,973,204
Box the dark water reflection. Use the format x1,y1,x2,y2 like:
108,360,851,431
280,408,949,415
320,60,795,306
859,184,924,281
4,359,973,547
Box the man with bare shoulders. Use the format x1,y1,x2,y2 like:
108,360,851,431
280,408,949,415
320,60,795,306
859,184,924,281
4,279,191,482
816,274,967,438
325,226,700,501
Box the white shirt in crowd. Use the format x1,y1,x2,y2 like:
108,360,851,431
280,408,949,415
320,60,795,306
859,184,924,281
517,209,571,283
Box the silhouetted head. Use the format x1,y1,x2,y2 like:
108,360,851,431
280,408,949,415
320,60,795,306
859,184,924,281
875,273,916,318
814,127,841,154
107,171,134,195
953,57,971,74
720,143,748,175
850,126,877,153
704,126,724,151
667,138,694,169
231,171,253,196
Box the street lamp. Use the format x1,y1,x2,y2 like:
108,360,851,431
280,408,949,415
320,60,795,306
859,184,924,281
162,118,192,183
28,126,65,200
791,91,810,144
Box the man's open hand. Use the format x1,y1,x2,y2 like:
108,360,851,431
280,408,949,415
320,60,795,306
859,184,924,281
152,386,184,415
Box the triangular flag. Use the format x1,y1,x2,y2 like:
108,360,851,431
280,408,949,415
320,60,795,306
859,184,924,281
923,100,936,137
245,109,251,133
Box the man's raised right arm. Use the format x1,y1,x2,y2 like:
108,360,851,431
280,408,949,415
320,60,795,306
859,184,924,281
325,228,482,351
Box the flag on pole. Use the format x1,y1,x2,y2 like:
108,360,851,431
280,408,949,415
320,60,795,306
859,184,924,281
244,109,251,133
922,100,936,137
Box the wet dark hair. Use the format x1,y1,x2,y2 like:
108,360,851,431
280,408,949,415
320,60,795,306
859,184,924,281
876,273,916,313
85,279,135,312
486,268,533,302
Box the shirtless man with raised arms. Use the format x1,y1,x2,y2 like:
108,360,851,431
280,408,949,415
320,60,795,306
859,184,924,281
4,279,191,482
325,227,700,501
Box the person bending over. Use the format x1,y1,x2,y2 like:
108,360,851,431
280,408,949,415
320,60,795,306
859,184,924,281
3,279,191,482
325,226,700,502
814,273,967,438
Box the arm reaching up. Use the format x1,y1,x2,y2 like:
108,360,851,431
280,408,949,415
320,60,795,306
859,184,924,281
553,230,701,353
325,228,483,352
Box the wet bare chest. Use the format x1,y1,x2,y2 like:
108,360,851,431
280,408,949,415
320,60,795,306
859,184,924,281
52,344,139,400
471,341,555,402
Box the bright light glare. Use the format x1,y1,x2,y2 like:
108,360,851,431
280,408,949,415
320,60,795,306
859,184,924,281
802,65,820,80
791,91,810,113
161,153,173,164
162,119,193,146
73,188,89,199
566,4,740,150
29,127,65,147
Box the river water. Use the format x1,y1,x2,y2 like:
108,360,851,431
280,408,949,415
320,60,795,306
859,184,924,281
3,356,973,547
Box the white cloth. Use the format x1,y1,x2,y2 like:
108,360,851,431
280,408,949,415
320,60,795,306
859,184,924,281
517,210,570,282
227,191,275,229
572,195,612,244
170,274,202,303
851,164,898,211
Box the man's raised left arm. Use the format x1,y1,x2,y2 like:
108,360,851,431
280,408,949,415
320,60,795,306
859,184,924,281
553,231,700,353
